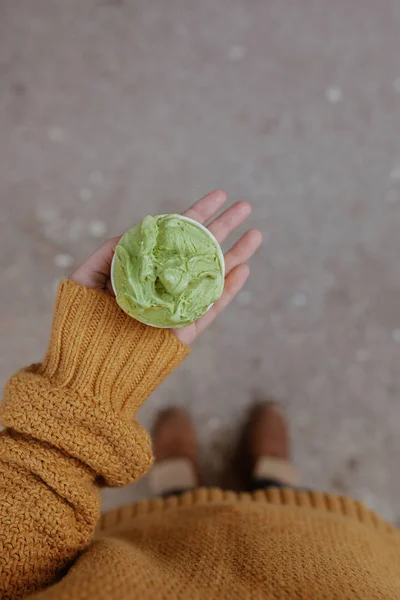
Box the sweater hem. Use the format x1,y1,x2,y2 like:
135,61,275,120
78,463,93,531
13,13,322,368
97,487,395,536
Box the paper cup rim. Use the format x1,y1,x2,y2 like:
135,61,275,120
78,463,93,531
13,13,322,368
110,214,225,327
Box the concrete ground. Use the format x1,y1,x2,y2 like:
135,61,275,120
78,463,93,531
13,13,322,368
1,0,400,522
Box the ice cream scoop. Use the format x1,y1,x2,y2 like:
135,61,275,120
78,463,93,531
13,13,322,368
111,214,225,328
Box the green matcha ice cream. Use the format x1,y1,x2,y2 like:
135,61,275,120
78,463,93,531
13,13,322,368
112,214,225,328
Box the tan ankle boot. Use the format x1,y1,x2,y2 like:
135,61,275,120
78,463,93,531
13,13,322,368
149,408,202,496
244,402,300,487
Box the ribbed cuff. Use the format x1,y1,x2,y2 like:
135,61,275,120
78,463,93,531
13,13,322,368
0,281,190,486
38,280,190,417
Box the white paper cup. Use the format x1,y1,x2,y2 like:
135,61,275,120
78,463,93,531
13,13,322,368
111,214,225,327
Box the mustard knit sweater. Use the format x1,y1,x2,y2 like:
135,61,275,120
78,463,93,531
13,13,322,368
1,281,399,600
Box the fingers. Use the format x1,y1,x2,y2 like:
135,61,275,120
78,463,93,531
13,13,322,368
74,188,228,289
194,264,250,335
172,209,260,344
183,193,253,249
223,229,262,275
207,201,252,244
183,190,227,224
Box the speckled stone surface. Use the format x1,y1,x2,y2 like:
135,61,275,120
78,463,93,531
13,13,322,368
1,0,400,522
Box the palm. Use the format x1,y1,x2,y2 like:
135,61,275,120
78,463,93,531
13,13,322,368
71,191,262,345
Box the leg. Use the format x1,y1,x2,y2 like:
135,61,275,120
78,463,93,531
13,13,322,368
242,402,300,491
149,408,202,497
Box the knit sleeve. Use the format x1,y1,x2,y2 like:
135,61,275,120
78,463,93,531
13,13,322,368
0,280,190,599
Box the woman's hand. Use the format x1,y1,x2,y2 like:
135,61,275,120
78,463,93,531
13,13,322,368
71,190,262,345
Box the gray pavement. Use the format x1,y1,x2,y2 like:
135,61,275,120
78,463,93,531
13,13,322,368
1,0,400,521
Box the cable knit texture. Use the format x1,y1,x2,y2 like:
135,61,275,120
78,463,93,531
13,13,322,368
1,280,400,599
